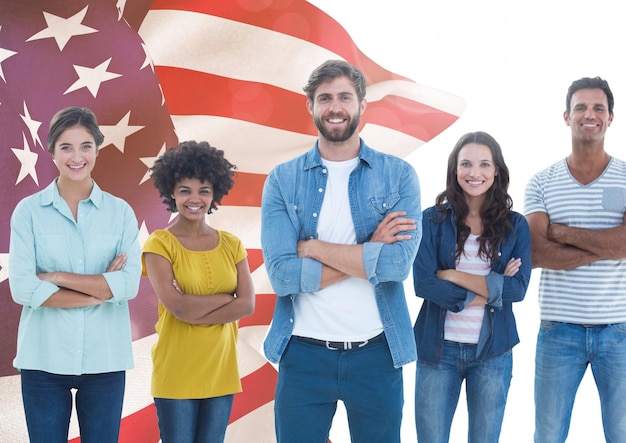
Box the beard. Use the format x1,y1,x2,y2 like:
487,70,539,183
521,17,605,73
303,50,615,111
314,112,360,142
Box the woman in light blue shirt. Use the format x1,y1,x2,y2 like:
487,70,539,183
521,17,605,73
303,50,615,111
8,107,142,443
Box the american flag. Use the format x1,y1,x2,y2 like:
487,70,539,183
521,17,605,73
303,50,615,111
0,1,464,441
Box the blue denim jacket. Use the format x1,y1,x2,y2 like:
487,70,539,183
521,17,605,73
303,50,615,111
261,140,422,368
413,204,531,363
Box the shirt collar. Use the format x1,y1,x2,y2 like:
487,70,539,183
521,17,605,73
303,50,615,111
304,138,373,171
39,178,103,208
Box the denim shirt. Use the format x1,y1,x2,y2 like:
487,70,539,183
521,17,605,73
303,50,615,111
261,139,422,368
412,204,531,363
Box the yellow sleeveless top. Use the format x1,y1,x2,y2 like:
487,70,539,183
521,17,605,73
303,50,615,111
142,229,246,399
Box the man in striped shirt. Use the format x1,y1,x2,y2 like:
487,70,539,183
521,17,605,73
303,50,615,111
525,77,626,443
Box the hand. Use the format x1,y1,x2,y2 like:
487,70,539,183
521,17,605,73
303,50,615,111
106,253,127,272
503,257,521,277
172,279,183,294
37,272,57,283
371,211,416,244
436,269,452,281
297,239,317,259
547,223,567,244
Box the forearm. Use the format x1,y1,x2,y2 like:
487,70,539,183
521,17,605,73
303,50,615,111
549,223,626,260
438,269,488,298
41,288,104,308
298,240,366,280
319,264,349,288
172,293,235,323
187,295,254,325
39,272,113,300
533,243,597,269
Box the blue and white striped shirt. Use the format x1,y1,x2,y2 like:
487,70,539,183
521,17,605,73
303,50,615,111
525,157,626,324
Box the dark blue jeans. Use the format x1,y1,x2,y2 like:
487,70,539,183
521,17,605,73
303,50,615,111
20,369,125,443
274,334,403,443
415,341,512,443
154,395,234,443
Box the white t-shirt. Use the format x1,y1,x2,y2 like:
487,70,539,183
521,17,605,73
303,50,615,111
293,157,383,341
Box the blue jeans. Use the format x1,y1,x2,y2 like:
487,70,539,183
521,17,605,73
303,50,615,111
274,334,403,443
20,369,125,443
154,395,234,443
415,341,512,443
534,321,626,443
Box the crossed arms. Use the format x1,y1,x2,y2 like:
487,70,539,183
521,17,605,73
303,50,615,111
37,254,128,307
143,253,255,325
526,211,626,269
296,210,417,288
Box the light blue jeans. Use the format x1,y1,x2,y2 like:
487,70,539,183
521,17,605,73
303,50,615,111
154,395,234,443
415,341,512,443
534,321,626,443
274,334,403,443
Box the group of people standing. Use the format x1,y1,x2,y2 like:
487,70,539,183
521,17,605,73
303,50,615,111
7,59,626,443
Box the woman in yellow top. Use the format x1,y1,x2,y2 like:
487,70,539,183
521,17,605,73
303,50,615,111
142,140,255,443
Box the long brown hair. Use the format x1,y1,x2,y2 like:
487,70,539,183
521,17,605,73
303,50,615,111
434,131,513,262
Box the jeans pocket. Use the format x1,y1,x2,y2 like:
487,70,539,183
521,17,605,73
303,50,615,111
539,320,561,330
610,322,626,334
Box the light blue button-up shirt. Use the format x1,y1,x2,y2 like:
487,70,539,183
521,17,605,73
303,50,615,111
261,140,422,368
9,179,141,375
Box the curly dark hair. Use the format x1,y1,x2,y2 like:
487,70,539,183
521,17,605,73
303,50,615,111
150,140,236,213
434,131,513,263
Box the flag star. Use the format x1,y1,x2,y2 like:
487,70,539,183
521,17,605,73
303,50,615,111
140,42,154,72
64,58,122,97
116,0,128,21
20,102,43,149
0,253,8,283
99,111,144,153
138,220,150,248
139,143,166,184
26,7,97,51
0,26,17,82
11,132,40,186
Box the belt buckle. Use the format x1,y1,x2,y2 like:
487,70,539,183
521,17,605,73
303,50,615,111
325,339,369,350
325,341,343,350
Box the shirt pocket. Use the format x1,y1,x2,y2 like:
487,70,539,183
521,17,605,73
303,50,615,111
369,192,401,215
36,234,70,272
601,187,626,213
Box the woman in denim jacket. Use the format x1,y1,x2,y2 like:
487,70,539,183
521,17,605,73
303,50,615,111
412,131,531,443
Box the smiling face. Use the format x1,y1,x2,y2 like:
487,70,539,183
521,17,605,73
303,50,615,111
565,88,613,144
171,177,214,221
307,76,365,144
456,143,497,201
51,125,98,185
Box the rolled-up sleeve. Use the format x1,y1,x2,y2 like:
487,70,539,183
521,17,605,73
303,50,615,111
261,172,322,297
9,199,59,309
103,204,141,303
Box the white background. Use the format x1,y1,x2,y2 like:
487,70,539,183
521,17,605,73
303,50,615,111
310,1,626,441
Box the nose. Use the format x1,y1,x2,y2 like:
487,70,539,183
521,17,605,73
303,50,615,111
583,107,595,119
328,98,342,112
